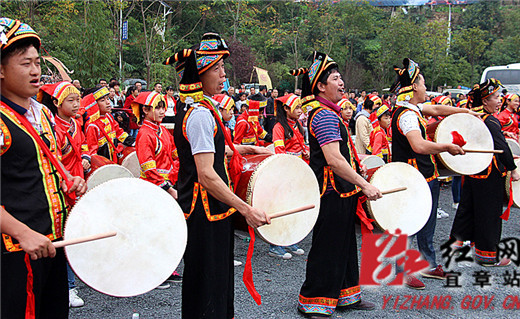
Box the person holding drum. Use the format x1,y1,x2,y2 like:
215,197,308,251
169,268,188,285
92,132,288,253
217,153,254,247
85,86,135,162
450,79,519,267
497,93,520,141
0,18,87,318
165,33,270,319
295,52,382,318
390,58,472,288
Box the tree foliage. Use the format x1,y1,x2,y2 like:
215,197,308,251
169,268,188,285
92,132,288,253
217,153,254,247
1,0,519,92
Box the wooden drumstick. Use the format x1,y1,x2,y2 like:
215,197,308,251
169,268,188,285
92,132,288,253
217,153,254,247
53,231,117,248
462,148,503,154
381,187,407,195
270,204,316,219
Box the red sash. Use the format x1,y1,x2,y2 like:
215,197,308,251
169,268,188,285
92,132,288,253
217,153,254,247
5,104,75,198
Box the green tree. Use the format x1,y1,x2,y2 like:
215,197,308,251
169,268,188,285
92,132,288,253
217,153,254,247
453,27,489,84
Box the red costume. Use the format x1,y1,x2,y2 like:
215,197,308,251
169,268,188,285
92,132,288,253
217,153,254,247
368,126,390,161
86,113,131,162
234,99,267,146
136,119,179,188
272,119,308,158
497,108,519,140
55,116,90,177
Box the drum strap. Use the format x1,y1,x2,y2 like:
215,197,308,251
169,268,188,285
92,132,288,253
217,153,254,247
244,226,262,305
65,129,82,161
94,120,124,158
355,196,374,234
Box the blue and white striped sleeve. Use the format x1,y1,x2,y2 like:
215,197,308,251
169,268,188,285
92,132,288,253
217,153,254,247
311,110,342,147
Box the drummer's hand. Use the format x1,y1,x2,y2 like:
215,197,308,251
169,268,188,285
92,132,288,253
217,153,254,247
512,170,520,182
82,159,91,170
362,183,382,201
17,228,56,260
243,206,271,228
360,164,367,177
167,187,178,200
446,144,465,156
62,176,87,196
303,149,310,160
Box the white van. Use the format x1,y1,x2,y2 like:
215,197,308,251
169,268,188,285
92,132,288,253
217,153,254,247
481,63,520,95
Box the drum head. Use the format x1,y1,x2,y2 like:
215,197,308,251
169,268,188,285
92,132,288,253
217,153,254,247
65,178,187,297
360,155,385,170
506,158,520,208
434,113,493,175
507,139,520,157
86,164,134,190
248,154,320,246
367,162,432,236
121,151,140,178
266,144,275,153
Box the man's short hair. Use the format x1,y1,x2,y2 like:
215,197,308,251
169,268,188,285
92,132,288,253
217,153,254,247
259,85,267,91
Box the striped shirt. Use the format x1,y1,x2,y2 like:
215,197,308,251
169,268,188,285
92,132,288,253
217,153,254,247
310,108,342,147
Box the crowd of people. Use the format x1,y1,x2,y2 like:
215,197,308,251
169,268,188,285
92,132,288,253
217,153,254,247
2,17,520,319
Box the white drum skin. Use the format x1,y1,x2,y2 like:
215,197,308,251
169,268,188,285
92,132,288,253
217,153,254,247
243,154,320,246
432,113,494,175
86,164,134,190
65,178,187,297
366,162,432,236
507,138,520,157
121,151,140,178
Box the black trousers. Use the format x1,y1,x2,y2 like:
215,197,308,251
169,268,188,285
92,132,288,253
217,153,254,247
450,167,505,263
1,248,68,319
182,204,234,319
298,192,361,316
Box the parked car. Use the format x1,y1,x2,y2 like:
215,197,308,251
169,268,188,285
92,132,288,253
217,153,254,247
481,63,520,95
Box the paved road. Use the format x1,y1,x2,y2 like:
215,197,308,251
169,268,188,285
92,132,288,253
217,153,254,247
70,181,520,318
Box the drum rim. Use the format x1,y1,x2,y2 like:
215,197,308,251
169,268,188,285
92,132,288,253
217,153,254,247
506,158,520,208
121,151,140,178
85,164,134,190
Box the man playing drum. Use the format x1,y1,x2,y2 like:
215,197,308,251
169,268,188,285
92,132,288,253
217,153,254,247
450,79,519,266
165,33,270,319
296,52,381,318
0,18,87,318
390,58,472,289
